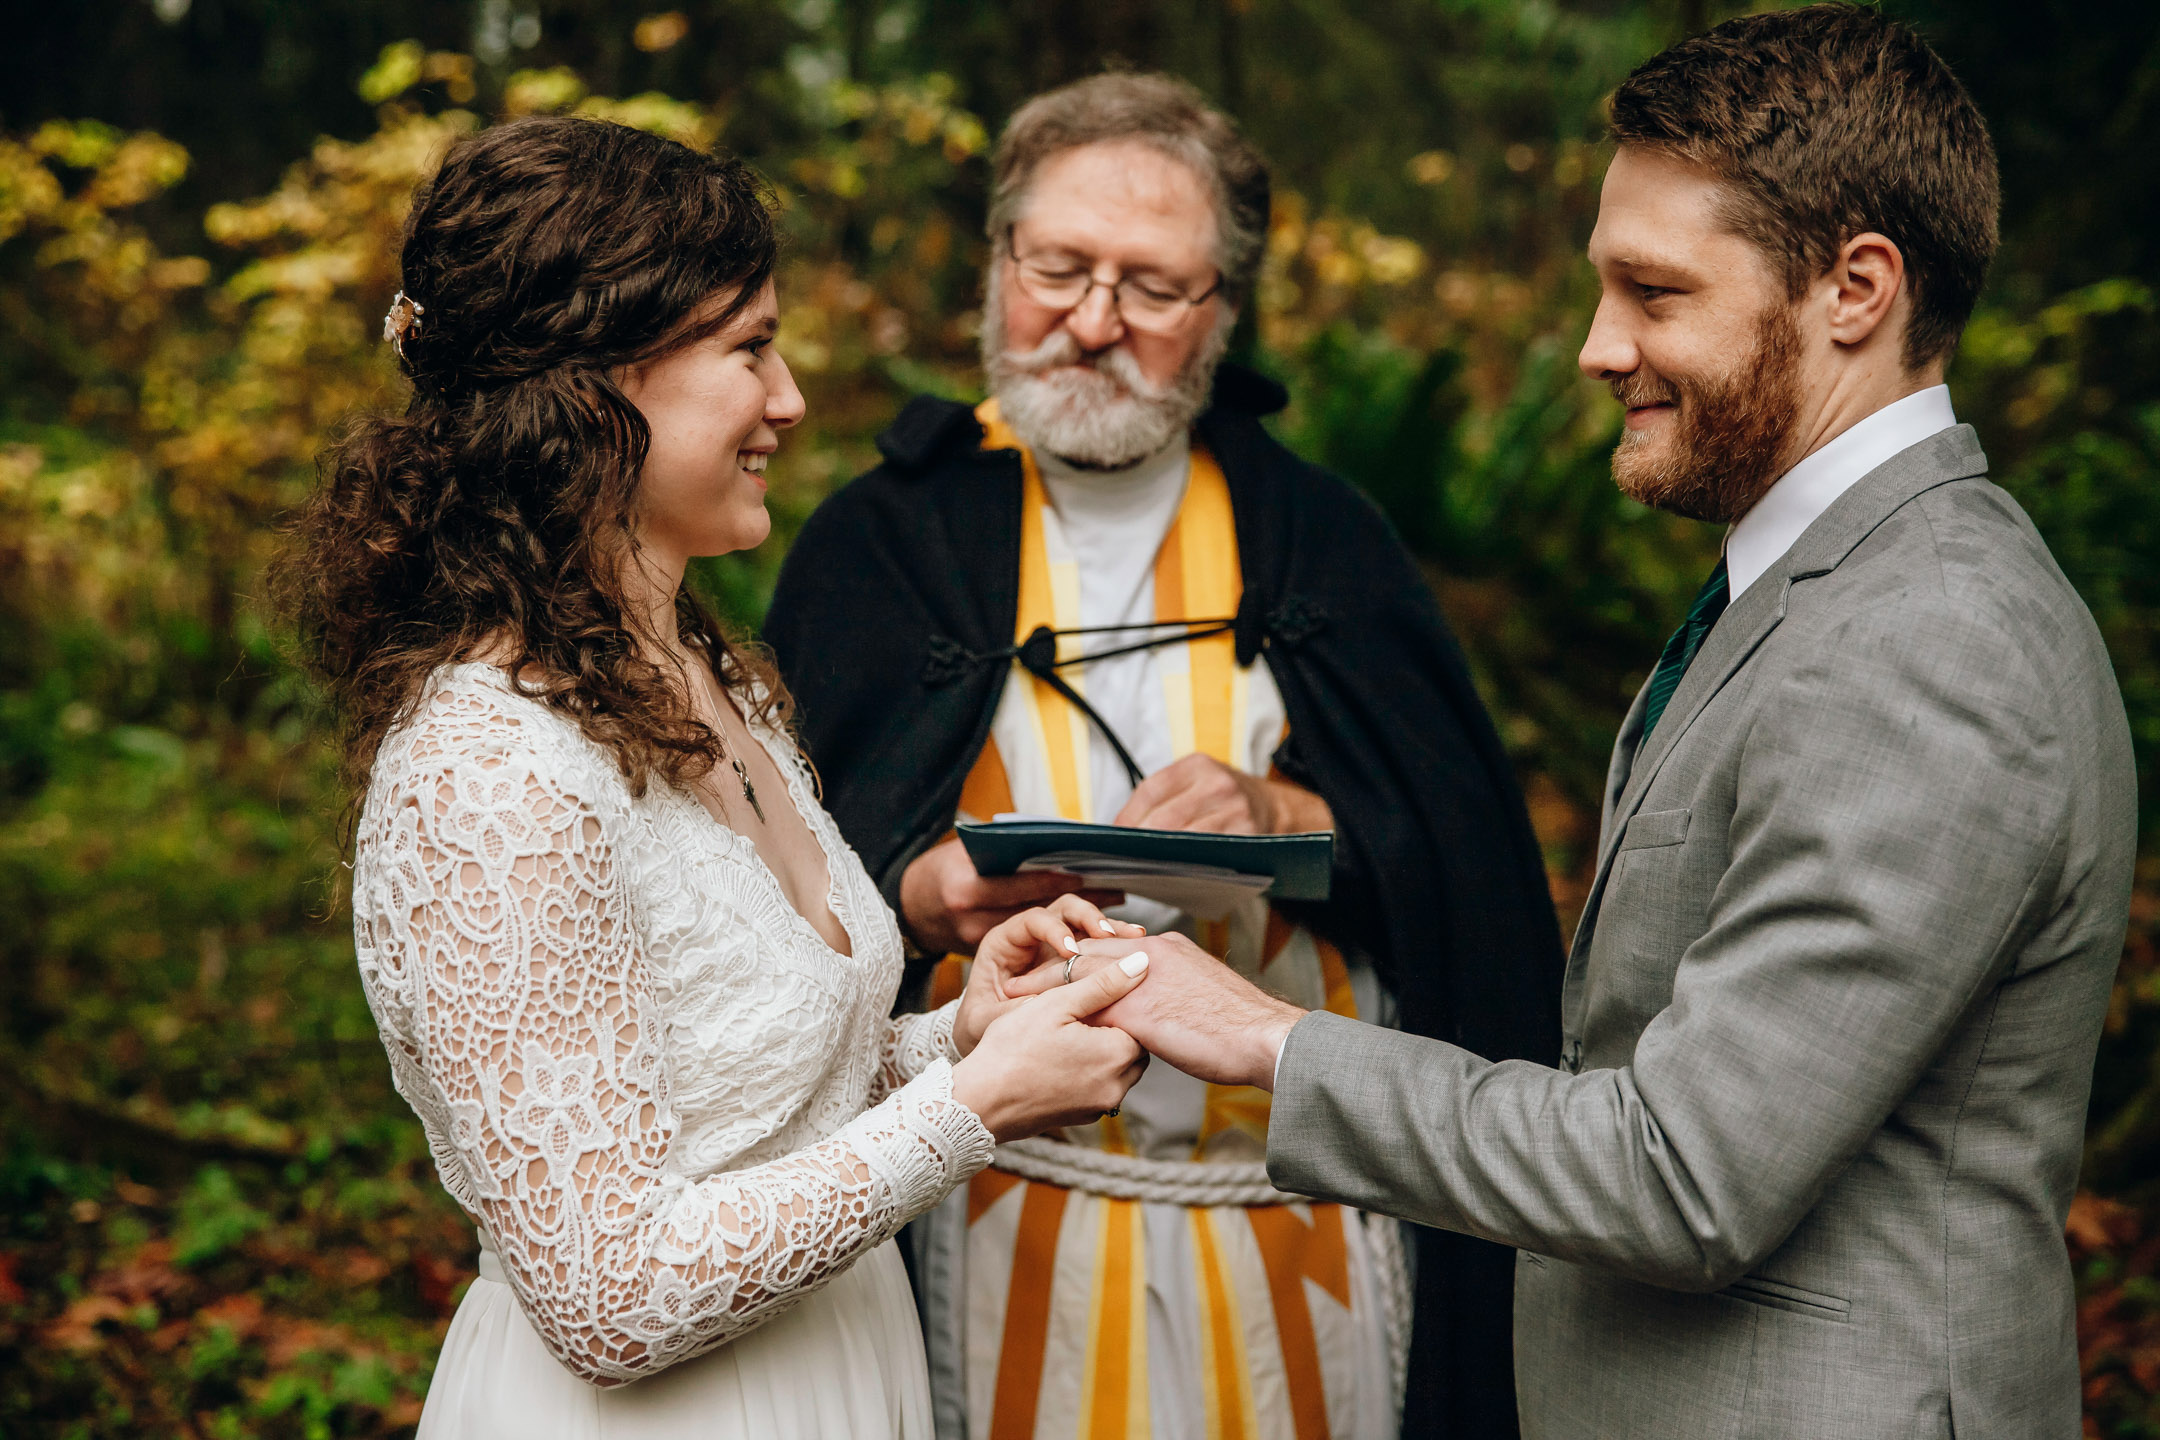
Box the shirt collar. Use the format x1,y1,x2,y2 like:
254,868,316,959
1724,385,1958,602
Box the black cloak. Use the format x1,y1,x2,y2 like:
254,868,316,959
762,364,1564,1440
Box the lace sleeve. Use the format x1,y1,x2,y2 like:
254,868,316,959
358,737,993,1386
872,1002,963,1102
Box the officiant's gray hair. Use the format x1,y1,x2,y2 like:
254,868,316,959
988,73,1271,305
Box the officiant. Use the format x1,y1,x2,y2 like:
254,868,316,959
763,72,1562,1440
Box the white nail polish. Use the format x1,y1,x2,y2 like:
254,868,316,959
1119,952,1150,977
1100,920,1118,934
1062,936,1079,953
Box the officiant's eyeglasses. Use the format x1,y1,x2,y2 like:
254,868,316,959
1005,236,1223,335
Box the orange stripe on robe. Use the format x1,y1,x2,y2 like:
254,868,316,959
1247,1205,1354,1440
984,1176,1070,1440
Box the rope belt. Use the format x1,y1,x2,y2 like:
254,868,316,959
991,1136,1303,1205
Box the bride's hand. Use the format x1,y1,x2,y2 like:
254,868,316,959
953,895,1147,1057
950,954,1153,1144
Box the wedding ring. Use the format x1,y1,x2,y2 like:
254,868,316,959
1062,956,1076,985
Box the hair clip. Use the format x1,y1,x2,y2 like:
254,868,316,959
382,290,426,357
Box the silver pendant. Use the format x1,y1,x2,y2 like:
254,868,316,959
732,755,766,824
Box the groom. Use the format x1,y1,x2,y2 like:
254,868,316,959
1056,6,2137,1437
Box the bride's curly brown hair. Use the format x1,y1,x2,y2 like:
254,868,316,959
277,116,792,806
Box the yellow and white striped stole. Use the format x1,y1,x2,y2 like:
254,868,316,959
932,400,1374,1440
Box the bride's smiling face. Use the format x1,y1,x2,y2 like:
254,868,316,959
620,279,805,564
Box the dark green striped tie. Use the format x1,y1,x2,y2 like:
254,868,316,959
1640,559,1730,743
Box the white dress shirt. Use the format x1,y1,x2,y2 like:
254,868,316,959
1036,437,1193,820
1725,385,1959,602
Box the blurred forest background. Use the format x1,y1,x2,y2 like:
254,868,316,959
1,0,2156,1434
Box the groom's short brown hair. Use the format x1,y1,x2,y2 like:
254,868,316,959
1610,3,1999,369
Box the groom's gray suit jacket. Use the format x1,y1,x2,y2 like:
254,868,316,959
1268,427,2136,1439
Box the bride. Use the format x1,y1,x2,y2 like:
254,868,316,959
279,116,1150,1437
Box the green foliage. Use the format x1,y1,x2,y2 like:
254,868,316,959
174,1169,273,1268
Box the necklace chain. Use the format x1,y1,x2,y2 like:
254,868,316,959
688,661,767,826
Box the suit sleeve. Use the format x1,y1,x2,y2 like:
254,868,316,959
1267,596,2067,1291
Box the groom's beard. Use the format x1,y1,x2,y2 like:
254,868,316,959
983,275,1228,470
1609,301,1804,524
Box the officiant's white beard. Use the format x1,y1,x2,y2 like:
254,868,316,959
982,281,1230,470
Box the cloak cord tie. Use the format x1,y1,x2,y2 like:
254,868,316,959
919,594,1328,792
1014,627,1153,788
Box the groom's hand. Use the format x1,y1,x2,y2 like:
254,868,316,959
1010,932,1304,1090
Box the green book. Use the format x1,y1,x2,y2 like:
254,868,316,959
956,818,1334,905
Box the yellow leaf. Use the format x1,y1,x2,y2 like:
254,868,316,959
576,93,714,148
30,118,122,170
504,67,589,116
422,52,478,106
358,41,426,105
1408,149,1456,186
87,134,191,209
633,11,690,53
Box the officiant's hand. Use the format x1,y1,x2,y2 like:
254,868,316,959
900,835,1125,955
1113,754,1334,836
954,895,1148,1057
1010,932,1304,1091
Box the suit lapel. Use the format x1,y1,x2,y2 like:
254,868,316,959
1562,577,1786,996
1567,425,1992,964
1565,682,1647,959
1597,568,1790,870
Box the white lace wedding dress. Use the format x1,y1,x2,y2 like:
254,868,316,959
350,663,995,1437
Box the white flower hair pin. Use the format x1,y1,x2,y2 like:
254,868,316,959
382,290,426,357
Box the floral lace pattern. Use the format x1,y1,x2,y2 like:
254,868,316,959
352,665,987,1385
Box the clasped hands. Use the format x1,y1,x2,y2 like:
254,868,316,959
946,893,1304,1145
